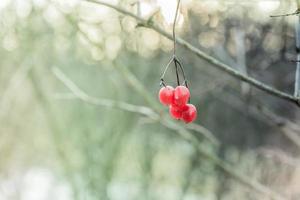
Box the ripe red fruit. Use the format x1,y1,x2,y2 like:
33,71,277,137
174,86,190,106
159,86,174,105
169,104,183,119
181,104,197,123
169,104,189,120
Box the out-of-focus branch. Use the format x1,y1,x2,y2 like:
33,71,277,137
213,90,300,150
234,28,250,96
52,67,285,200
295,6,300,97
259,148,300,167
52,67,158,118
83,0,300,106
0,63,32,119
178,151,198,200
259,106,300,149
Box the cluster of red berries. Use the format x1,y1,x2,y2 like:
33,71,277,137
158,85,197,123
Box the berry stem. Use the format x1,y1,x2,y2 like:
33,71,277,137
173,0,181,56
175,58,188,88
174,58,180,86
160,56,174,86
159,0,188,89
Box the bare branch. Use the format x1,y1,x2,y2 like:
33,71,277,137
295,14,300,97
270,6,300,17
270,11,300,18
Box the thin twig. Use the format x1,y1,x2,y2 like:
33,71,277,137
161,0,186,87
295,8,300,97
83,0,300,106
270,11,300,18
173,0,181,56
270,6,300,18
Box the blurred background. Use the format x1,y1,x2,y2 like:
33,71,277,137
1,0,300,199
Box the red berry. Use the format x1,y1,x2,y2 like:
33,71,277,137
181,104,197,123
174,86,190,106
169,104,183,119
159,86,174,105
